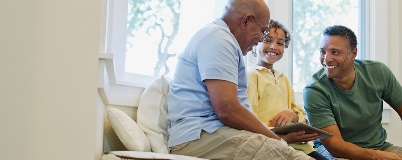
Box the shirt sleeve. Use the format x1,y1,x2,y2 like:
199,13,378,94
291,103,307,124
247,70,260,115
197,29,239,84
380,62,402,108
303,86,337,129
285,76,307,123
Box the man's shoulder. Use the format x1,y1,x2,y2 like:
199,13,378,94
305,68,328,88
354,59,390,75
354,59,386,68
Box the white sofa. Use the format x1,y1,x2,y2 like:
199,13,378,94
102,75,205,160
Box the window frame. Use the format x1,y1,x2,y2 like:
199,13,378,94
107,0,156,88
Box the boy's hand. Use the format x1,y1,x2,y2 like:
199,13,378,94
269,109,298,127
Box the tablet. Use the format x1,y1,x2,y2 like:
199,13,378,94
270,122,334,139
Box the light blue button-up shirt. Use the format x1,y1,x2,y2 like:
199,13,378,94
167,18,250,147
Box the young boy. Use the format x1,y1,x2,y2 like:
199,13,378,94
247,19,327,160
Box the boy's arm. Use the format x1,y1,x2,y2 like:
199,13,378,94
288,81,306,123
291,103,306,123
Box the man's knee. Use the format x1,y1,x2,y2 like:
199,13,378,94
233,133,311,160
385,145,402,155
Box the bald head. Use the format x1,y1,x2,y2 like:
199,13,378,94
221,0,269,24
221,0,270,54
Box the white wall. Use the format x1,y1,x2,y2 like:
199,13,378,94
382,0,401,147
399,0,402,84
0,0,103,160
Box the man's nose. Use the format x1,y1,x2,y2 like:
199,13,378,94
323,53,333,62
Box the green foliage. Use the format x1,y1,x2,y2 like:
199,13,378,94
127,0,181,36
292,0,351,90
127,0,181,76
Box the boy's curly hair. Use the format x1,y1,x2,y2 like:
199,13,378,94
268,19,291,48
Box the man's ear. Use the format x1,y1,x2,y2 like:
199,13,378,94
352,47,357,59
240,14,253,29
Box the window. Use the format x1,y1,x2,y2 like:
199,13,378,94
108,0,226,87
291,0,365,91
101,0,395,127
107,0,366,88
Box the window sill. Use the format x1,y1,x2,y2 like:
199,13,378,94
98,53,144,107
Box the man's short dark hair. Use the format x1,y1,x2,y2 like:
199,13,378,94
323,25,357,50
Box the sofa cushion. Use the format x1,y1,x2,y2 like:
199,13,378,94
137,75,170,153
107,107,152,152
102,151,207,160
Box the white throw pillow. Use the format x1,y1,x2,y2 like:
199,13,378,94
137,75,170,153
106,107,152,152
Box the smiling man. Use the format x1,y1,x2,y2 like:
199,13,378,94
167,0,313,159
303,25,402,160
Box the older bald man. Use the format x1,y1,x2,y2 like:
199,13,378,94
167,0,313,159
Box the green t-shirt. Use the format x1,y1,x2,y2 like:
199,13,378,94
304,60,402,150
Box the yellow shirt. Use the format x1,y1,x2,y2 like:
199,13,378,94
247,66,314,154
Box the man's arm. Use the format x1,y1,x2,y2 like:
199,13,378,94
204,79,281,140
321,124,402,159
394,105,402,119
